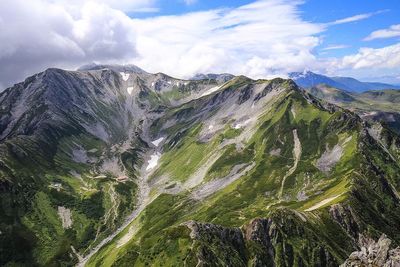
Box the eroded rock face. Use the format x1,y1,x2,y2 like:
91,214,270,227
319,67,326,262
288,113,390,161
330,204,360,239
184,220,247,266
341,234,400,267
183,214,339,267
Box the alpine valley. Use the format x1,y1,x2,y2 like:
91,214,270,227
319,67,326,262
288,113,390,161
1,65,400,267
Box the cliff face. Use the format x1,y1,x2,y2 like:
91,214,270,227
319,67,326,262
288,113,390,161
183,212,340,267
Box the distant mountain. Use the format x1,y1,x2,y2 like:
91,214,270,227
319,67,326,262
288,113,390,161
290,71,400,92
359,89,400,103
331,76,400,92
289,71,347,90
305,84,400,133
360,75,400,85
307,84,356,103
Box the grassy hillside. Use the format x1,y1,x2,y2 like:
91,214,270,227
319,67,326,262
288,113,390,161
1,70,400,266
86,79,400,266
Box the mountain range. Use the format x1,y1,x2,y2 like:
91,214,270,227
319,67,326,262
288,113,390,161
290,71,400,93
1,64,400,266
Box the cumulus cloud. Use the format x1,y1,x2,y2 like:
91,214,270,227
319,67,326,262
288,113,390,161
0,0,139,88
335,43,400,69
0,0,394,90
0,0,326,88
364,24,400,41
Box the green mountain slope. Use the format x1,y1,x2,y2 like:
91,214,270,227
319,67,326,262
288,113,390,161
306,84,400,133
0,67,224,266
1,68,400,266
87,77,399,266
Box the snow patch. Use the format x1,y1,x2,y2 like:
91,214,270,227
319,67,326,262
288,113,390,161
151,137,164,147
233,119,251,129
127,87,134,95
119,72,130,81
146,152,160,171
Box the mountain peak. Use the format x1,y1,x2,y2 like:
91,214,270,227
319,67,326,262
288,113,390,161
289,70,400,92
77,63,147,74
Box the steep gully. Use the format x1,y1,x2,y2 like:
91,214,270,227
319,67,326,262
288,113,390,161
77,121,161,266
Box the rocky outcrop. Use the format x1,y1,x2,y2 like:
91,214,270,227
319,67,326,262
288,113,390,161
184,220,247,266
329,204,360,240
184,212,340,267
341,235,400,267
243,218,276,266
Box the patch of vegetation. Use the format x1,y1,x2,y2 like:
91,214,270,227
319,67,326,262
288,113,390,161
205,144,253,181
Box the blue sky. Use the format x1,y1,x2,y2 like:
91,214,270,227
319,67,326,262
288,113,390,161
131,0,400,58
302,0,400,56
1,0,400,88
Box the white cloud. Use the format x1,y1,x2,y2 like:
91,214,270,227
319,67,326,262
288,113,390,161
322,45,349,51
183,0,197,5
132,0,323,79
364,24,400,41
335,43,400,69
55,0,157,12
0,0,138,88
327,10,387,26
0,0,326,88
2,0,396,90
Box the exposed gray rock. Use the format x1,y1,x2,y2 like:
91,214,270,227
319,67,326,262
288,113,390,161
341,234,400,267
329,204,360,239
269,148,281,156
296,190,308,201
316,143,343,173
183,211,340,267
191,73,235,83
